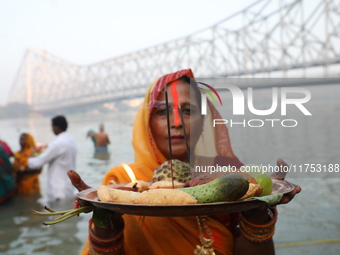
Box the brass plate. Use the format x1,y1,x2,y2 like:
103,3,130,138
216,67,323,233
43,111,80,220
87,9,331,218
76,179,294,217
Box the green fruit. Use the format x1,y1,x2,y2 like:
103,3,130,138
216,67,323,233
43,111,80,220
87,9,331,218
177,173,249,203
245,165,272,196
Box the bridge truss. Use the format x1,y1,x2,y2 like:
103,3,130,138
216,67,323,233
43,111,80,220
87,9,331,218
8,0,340,112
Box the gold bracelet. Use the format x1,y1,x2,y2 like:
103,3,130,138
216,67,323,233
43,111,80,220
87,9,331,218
239,207,277,243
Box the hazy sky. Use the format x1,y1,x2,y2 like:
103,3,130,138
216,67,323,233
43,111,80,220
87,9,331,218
0,0,256,104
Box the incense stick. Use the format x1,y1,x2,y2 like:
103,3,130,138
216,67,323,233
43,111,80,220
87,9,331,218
164,84,174,189
178,104,190,166
178,104,194,179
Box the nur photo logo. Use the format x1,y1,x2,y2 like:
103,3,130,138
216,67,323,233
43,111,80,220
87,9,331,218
198,82,312,128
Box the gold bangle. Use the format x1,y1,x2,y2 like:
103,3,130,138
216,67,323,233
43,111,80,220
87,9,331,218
239,208,277,243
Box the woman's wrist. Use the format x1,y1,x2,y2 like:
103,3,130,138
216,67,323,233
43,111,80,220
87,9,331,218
89,208,125,254
239,207,278,243
241,205,274,224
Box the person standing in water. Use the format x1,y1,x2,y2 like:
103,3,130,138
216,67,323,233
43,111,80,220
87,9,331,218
13,133,42,195
28,115,77,202
87,124,110,153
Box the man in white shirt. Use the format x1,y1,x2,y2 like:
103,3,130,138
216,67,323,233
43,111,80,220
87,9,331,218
28,115,77,201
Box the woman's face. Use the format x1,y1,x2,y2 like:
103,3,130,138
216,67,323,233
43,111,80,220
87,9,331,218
150,80,203,162
19,134,27,148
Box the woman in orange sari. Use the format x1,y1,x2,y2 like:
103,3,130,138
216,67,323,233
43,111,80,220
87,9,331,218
13,133,41,195
69,69,300,255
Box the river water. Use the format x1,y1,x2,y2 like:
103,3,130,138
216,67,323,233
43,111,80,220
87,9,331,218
0,85,340,255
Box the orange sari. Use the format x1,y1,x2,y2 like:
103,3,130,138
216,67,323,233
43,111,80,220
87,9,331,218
82,69,241,255
13,134,41,195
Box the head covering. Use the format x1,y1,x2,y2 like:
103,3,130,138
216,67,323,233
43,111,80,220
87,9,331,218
132,69,195,170
25,134,35,148
132,69,239,172
13,133,36,168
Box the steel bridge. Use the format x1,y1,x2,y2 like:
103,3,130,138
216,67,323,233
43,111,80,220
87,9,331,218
7,0,340,112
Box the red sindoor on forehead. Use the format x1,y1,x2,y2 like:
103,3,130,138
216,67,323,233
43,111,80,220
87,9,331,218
170,81,181,126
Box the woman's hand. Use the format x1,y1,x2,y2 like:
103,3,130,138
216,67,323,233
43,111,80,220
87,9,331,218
241,158,301,225
271,158,302,204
